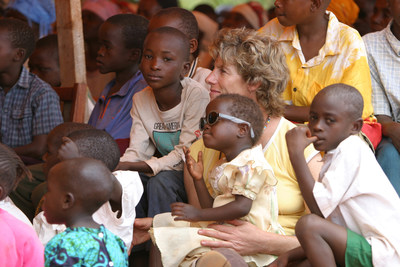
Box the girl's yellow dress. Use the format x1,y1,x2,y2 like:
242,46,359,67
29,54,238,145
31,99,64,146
150,145,284,267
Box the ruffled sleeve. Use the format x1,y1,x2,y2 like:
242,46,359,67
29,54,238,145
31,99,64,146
213,145,277,200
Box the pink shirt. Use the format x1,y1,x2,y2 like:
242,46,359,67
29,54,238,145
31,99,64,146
0,208,44,266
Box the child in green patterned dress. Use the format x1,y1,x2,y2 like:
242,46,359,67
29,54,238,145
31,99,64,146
43,158,128,266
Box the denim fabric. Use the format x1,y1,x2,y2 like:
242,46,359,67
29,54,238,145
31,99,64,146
135,170,187,218
376,137,400,196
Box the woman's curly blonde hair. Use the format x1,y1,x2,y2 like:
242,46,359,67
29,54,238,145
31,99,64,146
209,28,289,117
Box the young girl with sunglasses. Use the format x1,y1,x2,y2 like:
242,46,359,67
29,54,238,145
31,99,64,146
150,94,283,267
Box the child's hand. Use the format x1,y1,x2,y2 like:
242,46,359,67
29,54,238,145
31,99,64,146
286,126,318,154
183,147,203,181
58,137,81,161
171,202,201,221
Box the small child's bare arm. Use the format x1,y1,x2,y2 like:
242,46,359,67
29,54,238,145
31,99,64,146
286,126,322,216
175,148,253,222
183,147,213,208
171,195,252,222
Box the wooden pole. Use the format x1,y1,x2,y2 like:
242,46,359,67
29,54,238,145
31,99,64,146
55,0,87,87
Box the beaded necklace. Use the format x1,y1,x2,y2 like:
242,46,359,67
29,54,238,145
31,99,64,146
264,116,271,129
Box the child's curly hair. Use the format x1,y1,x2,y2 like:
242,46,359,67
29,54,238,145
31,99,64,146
0,144,31,200
215,94,264,145
209,28,289,117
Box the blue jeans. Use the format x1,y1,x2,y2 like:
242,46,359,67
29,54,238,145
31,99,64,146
375,137,400,196
135,170,187,218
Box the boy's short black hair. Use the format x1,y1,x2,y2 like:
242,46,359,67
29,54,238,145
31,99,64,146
320,83,364,120
106,14,149,52
0,18,35,61
215,94,264,145
35,34,58,60
147,26,191,62
67,129,120,171
152,7,199,40
48,122,95,151
0,143,31,199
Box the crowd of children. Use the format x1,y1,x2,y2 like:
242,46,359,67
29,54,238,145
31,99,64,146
0,0,399,266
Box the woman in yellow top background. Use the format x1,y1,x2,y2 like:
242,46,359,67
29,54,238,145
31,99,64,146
184,28,322,259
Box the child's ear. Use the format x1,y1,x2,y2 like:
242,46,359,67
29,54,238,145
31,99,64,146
180,61,191,79
351,118,363,134
129,48,141,63
14,48,26,62
62,192,75,210
310,0,323,12
237,123,250,138
189,38,198,55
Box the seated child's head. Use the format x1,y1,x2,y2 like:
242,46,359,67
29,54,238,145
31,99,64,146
140,26,190,89
274,0,331,27
81,0,121,41
0,18,35,65
308,83,363,152
43,158,114,225
149,7,199,58
65,129,120,171
201,94,264,152
370,0,391,32
388,0,400,29
43,123,95,176
28,34,60,87
97,14,149,74
0,143,31,201
138,0,178,20
221,2,268,30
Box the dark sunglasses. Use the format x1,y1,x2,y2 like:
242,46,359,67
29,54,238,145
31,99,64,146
200,111,255,138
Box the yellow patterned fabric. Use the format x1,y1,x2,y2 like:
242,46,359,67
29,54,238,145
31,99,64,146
259,12,374,119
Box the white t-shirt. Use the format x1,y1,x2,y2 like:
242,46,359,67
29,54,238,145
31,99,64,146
121,77,210,174
33,170,143,247
314,135,400,266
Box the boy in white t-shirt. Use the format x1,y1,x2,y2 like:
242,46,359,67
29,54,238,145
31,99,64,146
117,27,209,218
271,84,400,267
34,129,143,248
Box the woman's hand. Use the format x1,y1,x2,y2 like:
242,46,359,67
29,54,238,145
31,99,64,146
183,147,203,181
171,202,201,221
58,137,81,160
198,219,268,256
